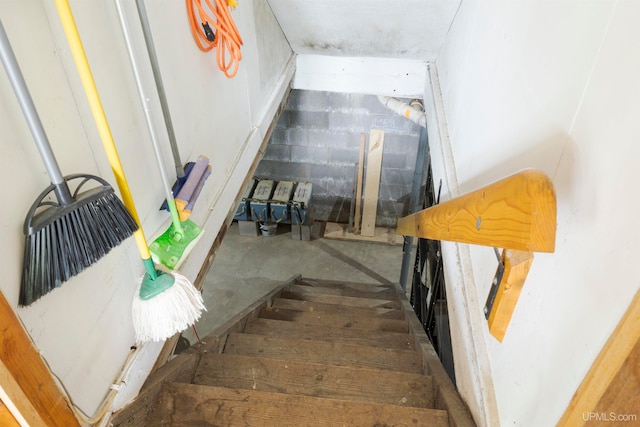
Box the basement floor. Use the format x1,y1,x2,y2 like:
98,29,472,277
181,221,405,344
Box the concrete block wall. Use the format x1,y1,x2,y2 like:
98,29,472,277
255,90,422,226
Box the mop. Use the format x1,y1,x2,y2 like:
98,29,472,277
0,21,138,306
133,0,210,212
114,0,202,271
53,0,204,343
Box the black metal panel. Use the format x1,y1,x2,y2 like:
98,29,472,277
409,163,456,385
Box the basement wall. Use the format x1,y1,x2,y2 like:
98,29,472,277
255,89,422,226
0,0,292,416
429,1,640,426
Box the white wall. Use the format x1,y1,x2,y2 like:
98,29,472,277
267,0,461,60
0,0,292,416
430,0,640,425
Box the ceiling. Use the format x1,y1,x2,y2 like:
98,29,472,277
267,0,462,60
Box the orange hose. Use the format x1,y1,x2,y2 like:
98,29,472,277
187,0,243,78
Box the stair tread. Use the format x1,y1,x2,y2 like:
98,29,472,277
259,306,409,333
281,289,402,309
147,382,449,427
273,296,404,319
224,332,423,373
290,283,399,300
193,353,435,408
298,278,397,292
245,317,414,349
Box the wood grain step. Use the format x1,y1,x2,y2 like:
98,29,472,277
272,297,404,320
193,353,435,408
290,283,399,300
244,317,415,350
223,333,423,373
147,382,449,426
281,289,402,309
259,306,409,333
298,278,397,292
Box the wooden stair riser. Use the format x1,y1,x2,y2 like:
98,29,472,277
259,306,409,333
297,278,397,293
289,283,399,300
223,333,423,373
147,383,450,427
194,353,435,408
244,317,415,350
280,289,402,309
272,297,404,320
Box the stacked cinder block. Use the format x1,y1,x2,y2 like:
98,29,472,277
255,90,421,227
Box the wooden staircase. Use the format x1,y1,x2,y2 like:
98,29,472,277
109,276,475,426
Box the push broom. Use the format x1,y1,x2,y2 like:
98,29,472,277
114,0,202,271
53,0,204,343
0,20,138,307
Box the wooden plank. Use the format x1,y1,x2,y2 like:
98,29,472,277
361,129,385,237
290,283,398,300
487,249,534,342
108,348,201,427
224,333,423,373
148,383,449,427
396,169,557,252
194,353,434,408
0,291,78,427
272,297,404,320
592,337,640,425
323,222,404,244
353,133,366,234
279,289,401,309
259,307,409,333
0,399,21,427
0,360,42,427
396,283,477,427
298,277,397,292
559,289,640,426
245,318,415,350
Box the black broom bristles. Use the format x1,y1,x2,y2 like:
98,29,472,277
20,176,138,306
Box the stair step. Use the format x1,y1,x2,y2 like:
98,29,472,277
281,289,402,309
193,353,435,408
259,306,409,333
224,333,423,373
147,382,449,427
244,317,415,350
272,297,404,319
290,283,399,300
298,278,397,292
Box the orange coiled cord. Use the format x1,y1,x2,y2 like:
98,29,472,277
186,0,243,78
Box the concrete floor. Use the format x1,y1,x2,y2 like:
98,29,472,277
182,221,406,344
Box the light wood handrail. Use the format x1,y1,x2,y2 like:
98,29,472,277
396,169,556,252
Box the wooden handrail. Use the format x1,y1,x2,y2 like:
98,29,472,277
396,169,556,252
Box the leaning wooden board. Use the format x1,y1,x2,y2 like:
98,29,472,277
361,130,384,237
353,134,365,234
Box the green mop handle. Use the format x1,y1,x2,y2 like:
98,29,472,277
114,0,184,240
53,0,155,266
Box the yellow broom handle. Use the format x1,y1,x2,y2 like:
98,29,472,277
54,0,151,259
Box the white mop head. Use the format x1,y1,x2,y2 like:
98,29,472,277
132,271,206,343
